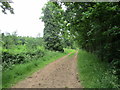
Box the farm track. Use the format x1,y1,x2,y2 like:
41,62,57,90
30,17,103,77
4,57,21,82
13,52,82,88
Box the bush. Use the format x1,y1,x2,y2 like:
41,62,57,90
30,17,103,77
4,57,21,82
2,48,45,70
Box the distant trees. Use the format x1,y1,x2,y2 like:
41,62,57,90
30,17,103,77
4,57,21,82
1,32,44,49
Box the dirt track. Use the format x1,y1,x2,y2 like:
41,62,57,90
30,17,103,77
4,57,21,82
13,52,82,88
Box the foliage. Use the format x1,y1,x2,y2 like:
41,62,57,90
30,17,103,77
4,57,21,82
41,2,64,52
1,32,45,70
63,2,120,61
2,46,45,70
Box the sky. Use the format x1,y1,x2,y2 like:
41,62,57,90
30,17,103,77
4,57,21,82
0,0,49,37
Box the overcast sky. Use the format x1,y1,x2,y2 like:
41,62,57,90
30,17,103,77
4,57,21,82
0,0,48,37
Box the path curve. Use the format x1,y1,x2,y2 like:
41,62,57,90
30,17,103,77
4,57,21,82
13,52,82,88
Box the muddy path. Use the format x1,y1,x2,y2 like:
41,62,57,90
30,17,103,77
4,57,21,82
13,52,82,88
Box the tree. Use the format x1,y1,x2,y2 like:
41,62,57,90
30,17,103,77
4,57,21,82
62,2,120,61
41,2,64,52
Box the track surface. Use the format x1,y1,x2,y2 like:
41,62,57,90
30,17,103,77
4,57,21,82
13,52,82,88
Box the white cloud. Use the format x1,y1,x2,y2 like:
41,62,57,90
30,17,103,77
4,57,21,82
0,0,48,37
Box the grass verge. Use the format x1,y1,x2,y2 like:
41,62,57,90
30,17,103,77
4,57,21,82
2,49,75,88
77,50,118,88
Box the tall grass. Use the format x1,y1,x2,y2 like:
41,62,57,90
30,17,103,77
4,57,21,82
77,50,118,88
2,49,75,88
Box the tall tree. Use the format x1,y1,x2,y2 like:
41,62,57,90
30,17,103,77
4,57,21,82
41,2,64,52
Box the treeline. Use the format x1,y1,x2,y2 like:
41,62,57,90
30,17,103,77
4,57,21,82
63,2,120,81
63,2,120,62
41,2,120,87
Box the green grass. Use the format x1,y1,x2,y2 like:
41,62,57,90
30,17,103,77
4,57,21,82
68,51,76,57
77,50,118,88
2,49,75,88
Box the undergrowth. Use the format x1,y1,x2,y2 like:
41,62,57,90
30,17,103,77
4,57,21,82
77,50,119,88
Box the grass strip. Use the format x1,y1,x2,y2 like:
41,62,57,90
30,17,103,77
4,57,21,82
77,50,118,88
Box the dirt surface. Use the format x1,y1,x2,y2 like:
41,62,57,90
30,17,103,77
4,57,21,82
13,52,82,88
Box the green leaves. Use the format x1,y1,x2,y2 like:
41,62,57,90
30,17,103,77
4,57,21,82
41,2,120,78
41,2,64,52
